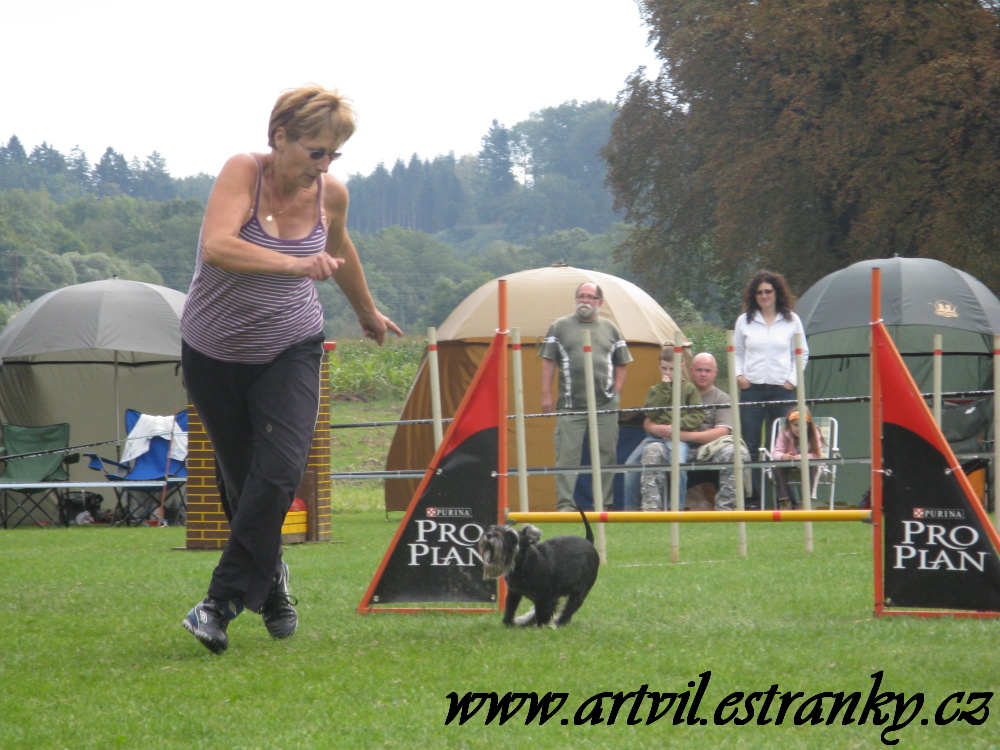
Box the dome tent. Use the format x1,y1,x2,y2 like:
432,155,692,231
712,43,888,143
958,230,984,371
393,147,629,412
798,257,1000,506
0,278,188,509
384,265,684,512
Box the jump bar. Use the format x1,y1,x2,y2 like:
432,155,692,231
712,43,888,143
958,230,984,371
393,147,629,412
506,510,872,524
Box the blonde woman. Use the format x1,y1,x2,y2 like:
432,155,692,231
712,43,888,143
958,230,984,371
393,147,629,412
180,85,401,654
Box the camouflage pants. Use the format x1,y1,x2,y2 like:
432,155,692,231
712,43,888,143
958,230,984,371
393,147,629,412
698,440,752,511
639,440,688,511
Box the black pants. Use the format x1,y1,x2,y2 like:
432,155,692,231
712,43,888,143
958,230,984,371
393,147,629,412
182,334,323,612
739,383,793,500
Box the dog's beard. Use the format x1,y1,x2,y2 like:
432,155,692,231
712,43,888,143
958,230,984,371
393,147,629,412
477,531,515,580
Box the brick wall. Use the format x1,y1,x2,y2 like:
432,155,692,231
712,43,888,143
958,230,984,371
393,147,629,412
184,343,334,550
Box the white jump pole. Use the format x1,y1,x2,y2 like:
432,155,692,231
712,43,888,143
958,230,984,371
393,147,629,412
727,331,748,557
511,328,530,513
427,327,444,448
794,333,813,553
581,329,608,564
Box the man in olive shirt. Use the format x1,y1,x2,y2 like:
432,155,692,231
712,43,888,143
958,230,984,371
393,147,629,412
540,282,632,511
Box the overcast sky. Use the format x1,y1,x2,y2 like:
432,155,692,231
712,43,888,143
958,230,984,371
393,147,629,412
4,0,660,180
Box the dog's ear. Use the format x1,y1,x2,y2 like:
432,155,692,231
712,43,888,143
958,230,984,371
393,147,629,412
520,524,542,546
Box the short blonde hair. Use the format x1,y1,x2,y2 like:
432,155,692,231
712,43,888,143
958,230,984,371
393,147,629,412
268,85,357,148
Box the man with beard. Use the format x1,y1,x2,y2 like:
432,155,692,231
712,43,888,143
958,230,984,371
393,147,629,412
540,282,632,511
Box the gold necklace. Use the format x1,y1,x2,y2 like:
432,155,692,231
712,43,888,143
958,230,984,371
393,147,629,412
265,166,301,222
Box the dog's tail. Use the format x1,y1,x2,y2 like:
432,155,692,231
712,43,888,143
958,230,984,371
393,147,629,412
575,505,594,545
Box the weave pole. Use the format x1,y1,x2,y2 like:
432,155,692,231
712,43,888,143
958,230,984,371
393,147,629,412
427,327,444,448
794,332,813,553
581,329,608,563
670,343,683,562
508,510,871,524
511,327,530,513
497,280,508,521
995,334,1000,529
871,268,886,616
727,331,748,557
932,334,943,427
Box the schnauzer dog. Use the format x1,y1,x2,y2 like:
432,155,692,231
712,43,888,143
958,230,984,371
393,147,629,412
477,507,599,627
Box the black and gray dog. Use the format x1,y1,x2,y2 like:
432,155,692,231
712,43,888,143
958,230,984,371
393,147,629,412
476,507,599,627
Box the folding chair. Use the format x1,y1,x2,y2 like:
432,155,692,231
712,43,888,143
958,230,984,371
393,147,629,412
0,423,78,528
86,409,188,526
760,416,840,510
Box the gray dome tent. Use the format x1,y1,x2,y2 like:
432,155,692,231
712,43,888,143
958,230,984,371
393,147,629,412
0,279,188,509
798,257,1000,505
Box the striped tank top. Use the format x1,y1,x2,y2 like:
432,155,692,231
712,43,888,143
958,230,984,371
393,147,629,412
181,156,327,364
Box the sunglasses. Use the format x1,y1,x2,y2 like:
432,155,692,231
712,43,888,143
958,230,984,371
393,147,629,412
298,141,342,161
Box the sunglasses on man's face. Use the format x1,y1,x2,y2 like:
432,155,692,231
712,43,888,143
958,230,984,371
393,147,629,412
298,141,342,161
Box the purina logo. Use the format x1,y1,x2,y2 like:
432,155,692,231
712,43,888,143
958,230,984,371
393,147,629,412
426,507,473,518
913,508,966,520
932,300,958,318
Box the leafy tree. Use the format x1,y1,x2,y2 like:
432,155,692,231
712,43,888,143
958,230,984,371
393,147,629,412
174,173,214,204
513,100,617,184
605,0,1000,320
418,272,493,329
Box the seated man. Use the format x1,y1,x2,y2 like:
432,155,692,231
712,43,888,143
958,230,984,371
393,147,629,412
624,352,750,511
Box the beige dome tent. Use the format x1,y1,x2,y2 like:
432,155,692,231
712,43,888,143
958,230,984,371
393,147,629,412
384,265,684,511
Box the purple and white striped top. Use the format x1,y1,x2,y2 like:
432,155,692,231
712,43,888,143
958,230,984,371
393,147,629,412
181,156,327,364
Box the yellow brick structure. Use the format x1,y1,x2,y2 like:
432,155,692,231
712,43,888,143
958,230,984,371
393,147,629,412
184,342,335,550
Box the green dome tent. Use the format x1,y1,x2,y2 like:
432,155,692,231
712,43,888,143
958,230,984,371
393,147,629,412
798,257,1000,506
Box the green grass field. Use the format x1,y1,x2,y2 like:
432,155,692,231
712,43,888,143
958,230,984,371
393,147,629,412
2,515,999,749
3,396,998,749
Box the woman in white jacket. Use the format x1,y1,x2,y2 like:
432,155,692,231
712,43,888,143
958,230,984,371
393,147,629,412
733,270,808,506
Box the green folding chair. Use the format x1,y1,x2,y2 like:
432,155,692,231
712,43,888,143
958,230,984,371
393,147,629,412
0,423,77,528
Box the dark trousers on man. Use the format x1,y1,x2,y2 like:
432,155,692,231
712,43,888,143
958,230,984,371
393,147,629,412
181,334,323,612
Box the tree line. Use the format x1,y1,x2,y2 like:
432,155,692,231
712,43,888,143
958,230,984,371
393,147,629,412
346,100,622,240
0,187,636,336
0,99,647,333
0,136,214,205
